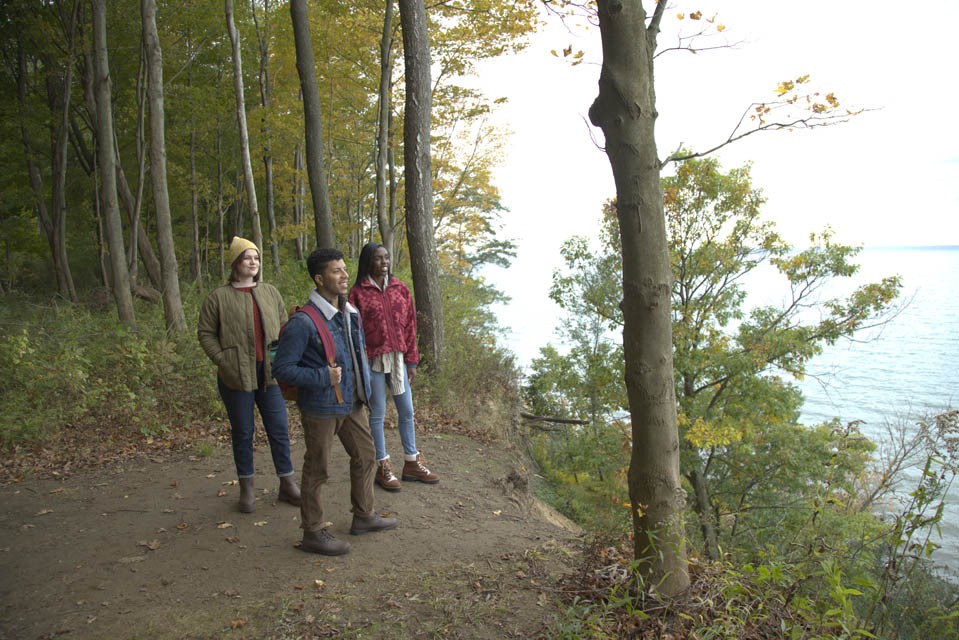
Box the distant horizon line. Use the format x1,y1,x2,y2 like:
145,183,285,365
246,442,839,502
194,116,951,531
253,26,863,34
863,244,959,251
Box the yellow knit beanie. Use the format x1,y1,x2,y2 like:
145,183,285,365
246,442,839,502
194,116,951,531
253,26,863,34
228,236,259,265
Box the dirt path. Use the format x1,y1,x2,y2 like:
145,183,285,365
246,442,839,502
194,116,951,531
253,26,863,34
0,428,580,639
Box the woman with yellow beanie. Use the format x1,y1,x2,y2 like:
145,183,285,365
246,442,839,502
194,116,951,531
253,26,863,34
198,237,300,512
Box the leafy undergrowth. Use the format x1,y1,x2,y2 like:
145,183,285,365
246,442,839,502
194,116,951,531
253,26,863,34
552,535,807,640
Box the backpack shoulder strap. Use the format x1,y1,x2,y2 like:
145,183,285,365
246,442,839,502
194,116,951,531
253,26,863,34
298,304,337,366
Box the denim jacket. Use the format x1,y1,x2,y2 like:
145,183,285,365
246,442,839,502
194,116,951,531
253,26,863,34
272,291,372,416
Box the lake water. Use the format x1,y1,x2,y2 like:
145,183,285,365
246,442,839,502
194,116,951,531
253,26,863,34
491,246,959,572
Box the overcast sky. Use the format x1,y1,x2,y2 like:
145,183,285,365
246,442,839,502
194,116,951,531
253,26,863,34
476,1,959,366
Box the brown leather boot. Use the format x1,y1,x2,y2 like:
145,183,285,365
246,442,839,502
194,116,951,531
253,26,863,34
401,453,439,484
350,512,399,535
278,474,301,506
375,458,401,492
301,528,352,555
238,477,255,513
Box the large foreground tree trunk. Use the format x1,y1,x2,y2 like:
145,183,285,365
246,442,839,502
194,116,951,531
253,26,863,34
225,0,262,251
142,0,187,333
398,0,444,370
588,0,688,595
92,0,136,327
289,0,334,248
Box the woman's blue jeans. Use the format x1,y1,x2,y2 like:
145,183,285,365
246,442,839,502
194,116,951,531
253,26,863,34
368,366,417,461
217,363,294,479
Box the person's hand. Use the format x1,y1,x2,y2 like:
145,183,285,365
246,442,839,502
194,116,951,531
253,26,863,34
408,367,417,386
329,365,342,385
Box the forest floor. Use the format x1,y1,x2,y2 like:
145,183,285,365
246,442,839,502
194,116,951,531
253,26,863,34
0,412,584,640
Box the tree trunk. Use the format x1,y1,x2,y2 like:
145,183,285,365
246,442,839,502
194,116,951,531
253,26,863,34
375,0,395,256
289,0,335,248
252,0,280,272
189,64,201,281
92,0,136,327
588,0,689,595
398,0,444,370
15,12,80,301
292,140,305,260
225,0,263,251
142,0,187,333
217,119,225,281
688,466,719,561
79,40,162,291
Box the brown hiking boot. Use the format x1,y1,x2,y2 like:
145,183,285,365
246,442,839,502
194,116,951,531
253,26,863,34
350,512,399,535
375,458,402,492
401,453,439,484
301,528,352,555
238,477,255,513
278,474,301,506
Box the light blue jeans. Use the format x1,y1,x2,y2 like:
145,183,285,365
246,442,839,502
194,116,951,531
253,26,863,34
368,365,417,461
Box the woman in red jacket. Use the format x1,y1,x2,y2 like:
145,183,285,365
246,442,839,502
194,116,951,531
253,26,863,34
349,242,439,490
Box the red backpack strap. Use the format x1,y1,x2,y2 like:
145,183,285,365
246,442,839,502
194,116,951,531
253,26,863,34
298,304,343,404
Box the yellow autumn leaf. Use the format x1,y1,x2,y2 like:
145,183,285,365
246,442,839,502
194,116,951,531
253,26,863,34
717,24,725,32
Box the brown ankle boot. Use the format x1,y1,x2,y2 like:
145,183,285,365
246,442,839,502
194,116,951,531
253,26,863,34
375,458,402,491
401,453,439,484
301,528,352,555
278,474,301,506
238,477,255,513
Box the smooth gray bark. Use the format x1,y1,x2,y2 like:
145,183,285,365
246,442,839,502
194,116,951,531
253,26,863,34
142,0,187,333
252,0,280,271
398,0,444,369
225,0,263,251
375,0,396,256
289,0,334,248
588,0,689,595
92,0,136,327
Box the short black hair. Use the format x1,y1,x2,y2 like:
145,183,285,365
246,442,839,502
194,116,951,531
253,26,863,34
354,242,387,287
307,247,344,280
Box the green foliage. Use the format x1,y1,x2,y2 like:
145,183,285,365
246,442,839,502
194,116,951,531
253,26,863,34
415,270,519,433
0,289,220,448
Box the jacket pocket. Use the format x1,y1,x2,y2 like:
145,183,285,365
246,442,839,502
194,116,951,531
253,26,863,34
216,346,243,390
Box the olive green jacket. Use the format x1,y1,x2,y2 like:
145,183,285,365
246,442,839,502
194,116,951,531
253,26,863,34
197,283,286,391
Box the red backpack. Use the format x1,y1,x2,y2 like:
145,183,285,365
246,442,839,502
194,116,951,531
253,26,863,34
269,305,344,403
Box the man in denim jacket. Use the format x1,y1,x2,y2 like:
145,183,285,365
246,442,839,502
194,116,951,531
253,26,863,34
273,248,398,555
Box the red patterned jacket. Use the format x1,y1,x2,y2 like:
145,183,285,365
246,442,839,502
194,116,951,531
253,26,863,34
348,276,419,366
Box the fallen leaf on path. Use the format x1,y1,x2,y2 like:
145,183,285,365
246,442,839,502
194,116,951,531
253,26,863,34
176,523,188,530
492,510,502,516
314,579,325,589
225,536,240,543
222,480,237,486
216,522,233,529
216,489,227,497
118,556,146,564
157,528,167,533
20,524,35,531
34,509,53,517
205,473,215,478
230,618,246,629
137,539,161,550
253,521,267,527
49,487,64,494
294,585,305,590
